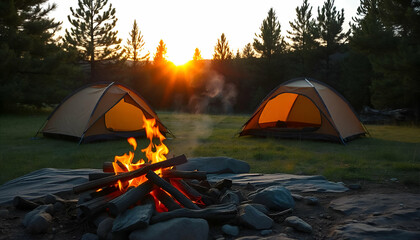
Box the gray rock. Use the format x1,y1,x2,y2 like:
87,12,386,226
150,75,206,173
53,202,64,212
22,204,54,227
238,204,273,230
331,223,420,240
112,203,154,232
220,190,240,205
249,186,295,211
221,224,239,236
81,233,99,240
260,229,273,236
97,217,114,240
304,196,319,205
25,212,52,234
285,216,312,233
247,203,269,214
291,193,304,201
129,217,209,240
178,157,250,174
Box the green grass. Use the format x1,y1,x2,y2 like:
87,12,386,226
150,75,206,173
1,112,419,186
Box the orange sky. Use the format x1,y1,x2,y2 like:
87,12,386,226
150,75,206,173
49,0,359,65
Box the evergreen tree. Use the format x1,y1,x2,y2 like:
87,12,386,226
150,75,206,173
235,49,241,59
153,39,167,64
193,48,202,61
242,43,256,58
213,33,232,60
317,0,349,80
64,0,122,80
124,20,149,66
253,8,285,60
0,0,81,110
287,0,319,74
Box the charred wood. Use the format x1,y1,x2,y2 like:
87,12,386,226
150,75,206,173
13,196,39,210
145,170,200,210
170,179,213,206
153,188,182,211
107,180,154,217
78,190,122,218
162,170,207,180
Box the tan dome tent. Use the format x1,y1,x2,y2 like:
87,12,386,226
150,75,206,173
240,78,367,143
39,82,169,143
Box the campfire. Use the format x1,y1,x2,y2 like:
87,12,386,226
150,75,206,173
73,116,237,234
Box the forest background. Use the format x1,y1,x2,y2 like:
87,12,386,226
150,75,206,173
0,0,418,122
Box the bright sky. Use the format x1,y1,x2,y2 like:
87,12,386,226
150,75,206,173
49,0,360,65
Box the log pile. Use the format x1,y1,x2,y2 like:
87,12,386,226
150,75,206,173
72,154,243,238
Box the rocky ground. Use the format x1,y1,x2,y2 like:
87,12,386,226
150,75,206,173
0,181,419,240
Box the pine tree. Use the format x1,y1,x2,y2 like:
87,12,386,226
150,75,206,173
317,0,349,80
153,39,167,64
64,0,122,80
193,48,202,61
253,8,285,60
0,0,81,110
288,0,319,51
124,20,149,66
287,0,319,74
235,49,241,59
242,43,256,59
213,33,233,60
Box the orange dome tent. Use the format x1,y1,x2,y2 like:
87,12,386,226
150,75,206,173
240,78,367,143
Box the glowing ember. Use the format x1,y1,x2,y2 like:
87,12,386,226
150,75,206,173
113,115,169,192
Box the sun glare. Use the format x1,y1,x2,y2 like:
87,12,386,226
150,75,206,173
169,56,190,66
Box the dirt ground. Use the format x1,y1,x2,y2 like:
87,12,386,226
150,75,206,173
0,181,419,240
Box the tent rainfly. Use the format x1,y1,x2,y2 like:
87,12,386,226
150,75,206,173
40,82,169,143
240,78,367,143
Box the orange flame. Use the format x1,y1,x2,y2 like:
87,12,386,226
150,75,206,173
112,116,169,192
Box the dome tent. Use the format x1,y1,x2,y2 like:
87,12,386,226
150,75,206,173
39,82,169,143
240,78,367,143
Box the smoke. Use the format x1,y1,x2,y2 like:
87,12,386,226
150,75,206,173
188,70,238,114
167,113,214,157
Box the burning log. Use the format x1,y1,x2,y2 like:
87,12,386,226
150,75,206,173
170,179,213,206
150,203,238,224
153,188,182,211
145,170,200,210
73,154,187,194
102,162,114,173
162,170,207,180
107,180,155,217
78,190,122,218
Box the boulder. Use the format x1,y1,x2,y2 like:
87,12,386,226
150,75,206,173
285,216,312,233
249,186,295,211
222,224,239,236
238,204,273,230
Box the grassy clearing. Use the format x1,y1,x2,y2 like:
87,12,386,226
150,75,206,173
0,113,419,186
